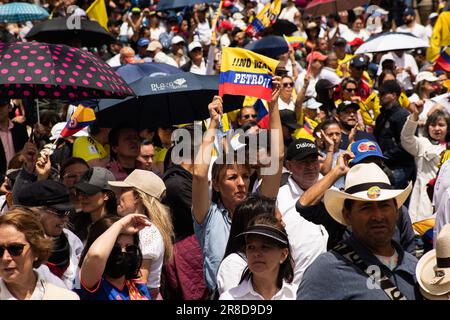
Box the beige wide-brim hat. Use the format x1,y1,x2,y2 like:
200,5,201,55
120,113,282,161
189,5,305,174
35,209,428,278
324,163,412,226
416,224,450,299
108,169,166,201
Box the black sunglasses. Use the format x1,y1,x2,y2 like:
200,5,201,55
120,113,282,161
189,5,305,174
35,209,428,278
0,243,27,257
345,87,357,93
243,114,257,119
282,82,294,88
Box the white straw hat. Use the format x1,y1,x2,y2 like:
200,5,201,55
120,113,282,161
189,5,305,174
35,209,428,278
416,224,450,300
324,163,412,226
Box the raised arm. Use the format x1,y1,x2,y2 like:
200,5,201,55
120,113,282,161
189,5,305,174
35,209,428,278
80,214,151,289
259,76,284,198
400,101,422,157
192,96,223,225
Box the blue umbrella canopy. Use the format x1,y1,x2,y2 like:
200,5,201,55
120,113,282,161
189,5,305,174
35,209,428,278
0,3,49,23
96,73,244,129
157,0,218,11
244,35,289,59
113,62,183,83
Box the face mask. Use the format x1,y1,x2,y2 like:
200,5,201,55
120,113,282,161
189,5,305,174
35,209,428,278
104,246,140,279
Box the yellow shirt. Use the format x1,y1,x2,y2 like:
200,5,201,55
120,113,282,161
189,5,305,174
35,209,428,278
72,136,110,162
427,12,450,61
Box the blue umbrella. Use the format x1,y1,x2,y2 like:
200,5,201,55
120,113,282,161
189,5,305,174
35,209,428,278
244,35,289,59
0,3,49,23
114,62,183,84
96,73,244,129
157,0,218,11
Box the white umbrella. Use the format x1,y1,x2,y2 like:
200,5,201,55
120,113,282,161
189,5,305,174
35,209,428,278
355,32,429,55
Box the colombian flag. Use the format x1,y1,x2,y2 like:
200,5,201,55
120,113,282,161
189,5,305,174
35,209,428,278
60,105,96,138
219,47,279,101
283,35,306,49
434,46,450,72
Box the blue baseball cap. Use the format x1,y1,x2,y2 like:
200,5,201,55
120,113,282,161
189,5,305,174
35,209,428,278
137,38,150,47
350,139,387,165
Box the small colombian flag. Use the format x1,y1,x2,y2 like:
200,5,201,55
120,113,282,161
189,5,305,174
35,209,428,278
434,46,450,72
60,105,96,138
219,47,279,101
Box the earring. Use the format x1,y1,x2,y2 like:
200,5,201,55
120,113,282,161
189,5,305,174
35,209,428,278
279,260,283,264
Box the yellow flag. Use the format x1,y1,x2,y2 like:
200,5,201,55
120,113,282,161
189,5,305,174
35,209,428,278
211,0,223,46
86,0,108,31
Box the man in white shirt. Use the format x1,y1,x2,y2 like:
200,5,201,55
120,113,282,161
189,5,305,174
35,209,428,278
181,41,207,75
146,40,178,67
378,50,418,94
279,0,300,22
395,7,428,42
276,138,328,286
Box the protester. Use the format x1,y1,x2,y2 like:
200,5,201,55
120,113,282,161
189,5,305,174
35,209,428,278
0,208,79,300
297,163,419,300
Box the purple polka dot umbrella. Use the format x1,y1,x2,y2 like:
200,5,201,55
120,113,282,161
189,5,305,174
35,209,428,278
0,42,134,100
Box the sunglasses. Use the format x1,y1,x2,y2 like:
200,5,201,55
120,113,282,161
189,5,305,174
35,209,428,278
344,87,357,93
62,172,85,180
46,207,73,218
0,243,27,257
282,82,294,88
111,244,139,255
243,114,257,119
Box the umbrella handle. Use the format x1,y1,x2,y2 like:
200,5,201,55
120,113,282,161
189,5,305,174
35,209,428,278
35,98,40,124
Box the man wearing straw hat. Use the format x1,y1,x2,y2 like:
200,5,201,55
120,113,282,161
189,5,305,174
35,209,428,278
297,162,420,300
416,224,450,300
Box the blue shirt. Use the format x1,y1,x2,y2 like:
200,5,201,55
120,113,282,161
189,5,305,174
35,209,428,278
194,202,232,291
75,277,151,300
297,235,420,300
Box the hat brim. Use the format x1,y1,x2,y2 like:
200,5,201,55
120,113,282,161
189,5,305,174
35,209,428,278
288,150,319,161
324,182,412,226
416,249,450,296
49,201,74,211
107,180,133,189
74,182,103,196
237,230,288,246
351,153,388,164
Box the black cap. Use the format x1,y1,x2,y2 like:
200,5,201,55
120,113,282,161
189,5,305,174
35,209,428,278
350,55,368,69
337,101,359,113
74,167,116,196
334,37,347,46
237,224,289,246
280,110,300,130
403,7,416,16
286,138,319,161
316,79,336,90
379,80,401,96
16,180,73,211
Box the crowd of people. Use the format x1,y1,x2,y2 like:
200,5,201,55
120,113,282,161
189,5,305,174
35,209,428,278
1,0,450,301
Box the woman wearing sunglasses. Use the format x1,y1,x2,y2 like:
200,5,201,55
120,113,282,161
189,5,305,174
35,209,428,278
0,208,79,300
278,75,296,112
76,214,151,300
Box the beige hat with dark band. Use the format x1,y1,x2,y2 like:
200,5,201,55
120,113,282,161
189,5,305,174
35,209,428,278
108,169,166,201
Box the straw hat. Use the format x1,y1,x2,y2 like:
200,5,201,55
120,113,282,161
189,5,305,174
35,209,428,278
324,163,412,226
416,224,450,300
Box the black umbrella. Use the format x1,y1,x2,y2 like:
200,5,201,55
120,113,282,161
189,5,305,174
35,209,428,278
25,17,115,47
244,35,289,59
157,0,218,11
269,20,298,36
96,73,244,129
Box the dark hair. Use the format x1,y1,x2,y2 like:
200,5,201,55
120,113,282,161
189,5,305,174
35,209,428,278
341,77,358,91
423,109,450,141
223,194,276,258
60,157,89,180
377,70,396,89
240,214,294,288
89,121,102,136
320,118,341,132
78,215,143,279
108,126,139,159
104,190,118,216
40,110,61,128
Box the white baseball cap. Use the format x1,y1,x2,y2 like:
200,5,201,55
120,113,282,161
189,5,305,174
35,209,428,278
415,71,439,84
171,35,185,45
188,41,202,52
50,122,89,141
304,98,322,110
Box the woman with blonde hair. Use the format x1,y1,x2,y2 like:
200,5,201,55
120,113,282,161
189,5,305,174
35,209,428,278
0,208,79,300
108,169,174,299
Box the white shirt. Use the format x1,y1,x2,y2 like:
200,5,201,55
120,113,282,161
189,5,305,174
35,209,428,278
0,271,45,300
194,21,212,45
278,6,299,22
295,69,340,98
278,97,295,111
396,23,428,42
378,52,418,91
62,228,84,289
219,278,297,300
328,23,350,39
139,225,165,288
216,253,247,295
276,176,328,285
433,159,450,243
190,58,207,75
342,28,370,42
